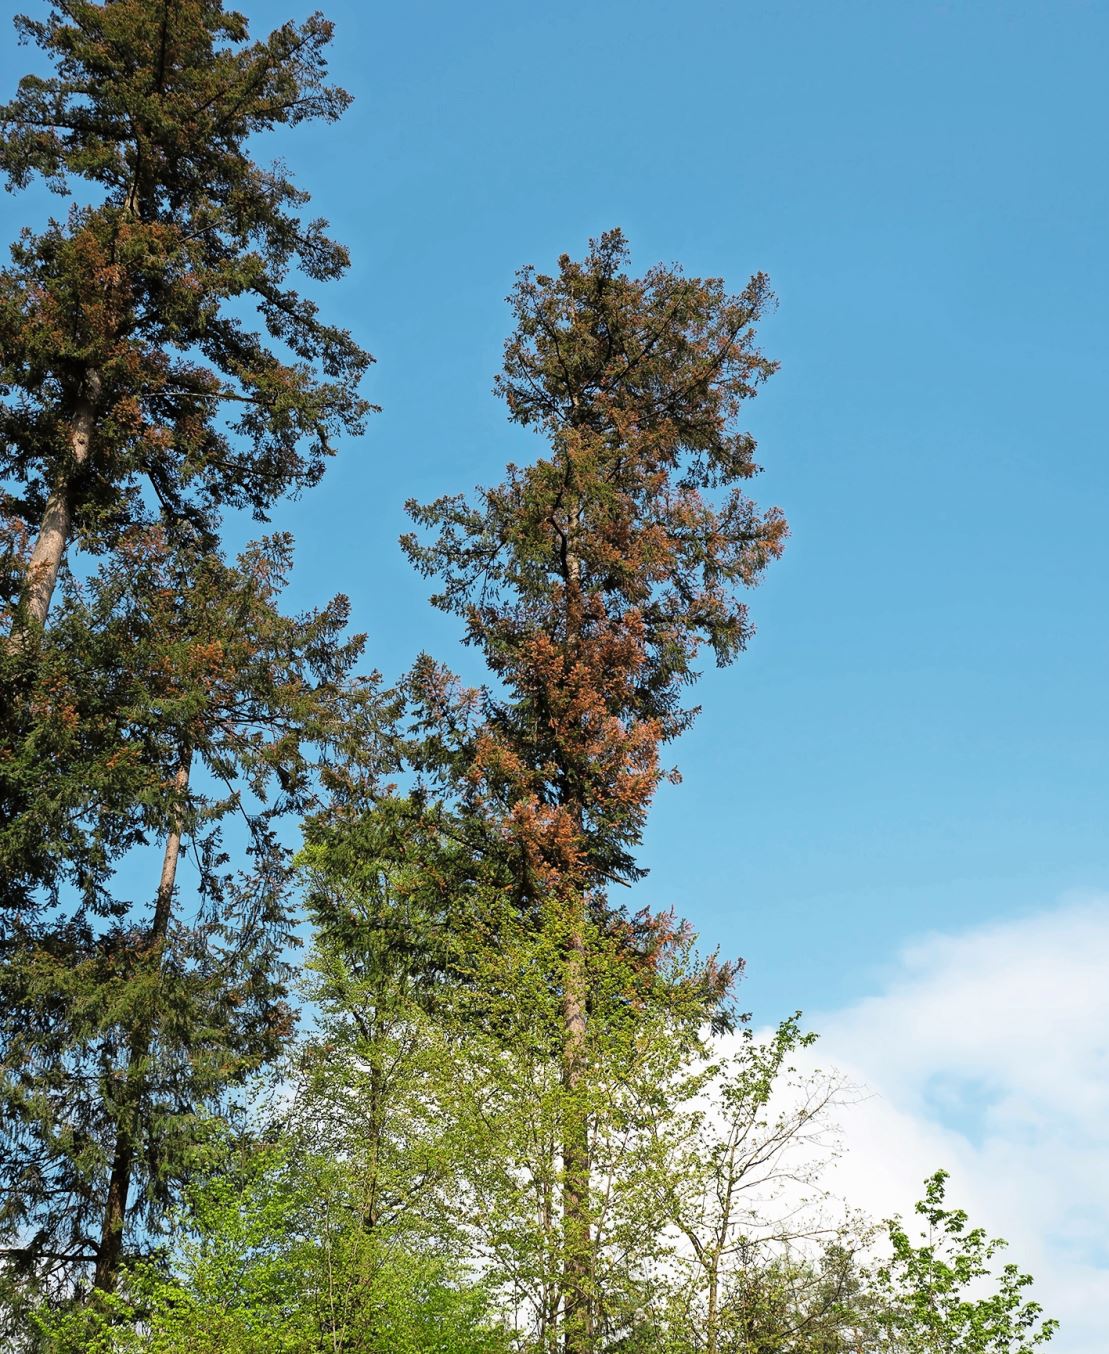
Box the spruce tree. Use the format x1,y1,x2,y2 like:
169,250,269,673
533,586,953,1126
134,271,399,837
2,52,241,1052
0,6,375,1307
0,529,381,1313
0,0,371,632
397,230,786,1354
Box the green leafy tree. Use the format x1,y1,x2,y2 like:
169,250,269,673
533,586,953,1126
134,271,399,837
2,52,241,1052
873,1172,1058,1354
295,826,478,1244
301,812,743,1354
715,1244,874,1354
655,1017,855,1354
30,1138,513,1353
0,0,371,633
442,911,730,1353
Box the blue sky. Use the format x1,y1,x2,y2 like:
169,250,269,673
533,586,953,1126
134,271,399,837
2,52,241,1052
3,3,1108,1340
242,0,1109,1019
3,0,1107,1012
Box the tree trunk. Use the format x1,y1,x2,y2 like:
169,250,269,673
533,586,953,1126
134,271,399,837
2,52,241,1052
92,1132,133,1293
558,483,594,1354
20,371,101,631
92,750,190,1293
706,1262,720,1354
561,911,593,1354
539,1134,559,1354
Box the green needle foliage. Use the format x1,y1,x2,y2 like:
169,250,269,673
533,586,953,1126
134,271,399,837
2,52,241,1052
0,529,383,1315
0,0,372,631
0,2,381,1319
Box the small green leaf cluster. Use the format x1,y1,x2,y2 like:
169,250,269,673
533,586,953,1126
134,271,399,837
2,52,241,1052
874,1170,1060,1353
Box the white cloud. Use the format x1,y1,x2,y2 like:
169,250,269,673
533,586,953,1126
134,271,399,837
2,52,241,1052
802,894,1109,1354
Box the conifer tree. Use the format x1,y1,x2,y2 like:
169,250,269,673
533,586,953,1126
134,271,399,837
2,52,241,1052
399,230,786,1353
0,529,382,1313
0,3,377,1314
0,0,371,632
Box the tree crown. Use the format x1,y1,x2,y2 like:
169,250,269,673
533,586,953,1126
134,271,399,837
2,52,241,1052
404,231,786,891
0,1,371,559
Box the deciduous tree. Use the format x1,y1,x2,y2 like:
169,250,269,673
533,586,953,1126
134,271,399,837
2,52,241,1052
874,1172,1059,1354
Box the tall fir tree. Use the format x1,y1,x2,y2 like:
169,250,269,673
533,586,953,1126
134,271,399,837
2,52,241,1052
396,229,786,1354
0,6,376,1309
0,527,383,1316
0,0,372,633
0,0,373,908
